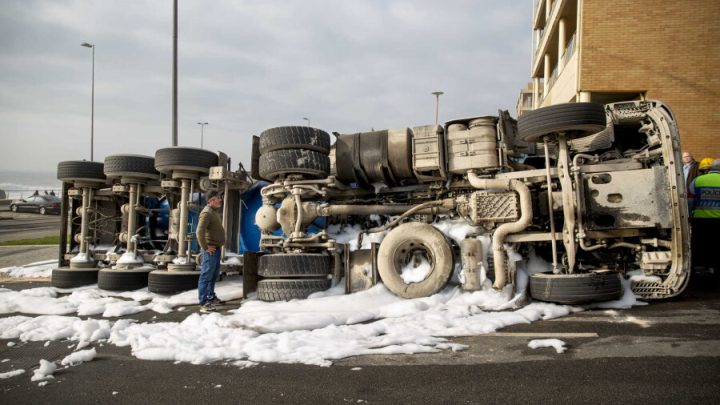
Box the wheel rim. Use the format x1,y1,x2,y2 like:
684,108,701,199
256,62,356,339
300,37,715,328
391,239,435,283
40,207,46,214
377,222,454,299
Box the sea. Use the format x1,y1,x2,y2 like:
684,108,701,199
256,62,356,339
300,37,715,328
0,171,62,200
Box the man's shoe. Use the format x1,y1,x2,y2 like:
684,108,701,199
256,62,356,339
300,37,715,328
199,303,217,313
209,296,226,305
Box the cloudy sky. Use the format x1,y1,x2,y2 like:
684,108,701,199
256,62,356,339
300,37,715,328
0,0,534,175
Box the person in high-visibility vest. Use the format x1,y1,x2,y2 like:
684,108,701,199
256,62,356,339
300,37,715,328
689,159,720,275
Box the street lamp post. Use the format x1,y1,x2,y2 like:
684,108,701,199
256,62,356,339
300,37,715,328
432,91,444,126
81,42,95,161
197,122,208,148
303,117,310,126
172,0,178,146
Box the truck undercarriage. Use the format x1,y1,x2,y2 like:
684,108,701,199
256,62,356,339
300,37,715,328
251,100,690,304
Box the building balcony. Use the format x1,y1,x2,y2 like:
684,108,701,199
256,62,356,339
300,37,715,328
532,0,576,77
540,39,578,107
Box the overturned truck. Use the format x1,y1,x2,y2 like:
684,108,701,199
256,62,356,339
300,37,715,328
251,100,690,304
53,147,250,293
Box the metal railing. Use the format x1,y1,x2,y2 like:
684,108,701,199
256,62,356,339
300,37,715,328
562,33,576,67
0,189,62,200
547,63,559,94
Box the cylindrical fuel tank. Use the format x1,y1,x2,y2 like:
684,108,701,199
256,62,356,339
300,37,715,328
335,128,413,187
447,116,498,174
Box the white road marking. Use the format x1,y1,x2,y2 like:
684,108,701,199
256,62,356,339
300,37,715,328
484,332,599,338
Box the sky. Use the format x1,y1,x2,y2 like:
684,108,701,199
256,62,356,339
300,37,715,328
0,0,534,175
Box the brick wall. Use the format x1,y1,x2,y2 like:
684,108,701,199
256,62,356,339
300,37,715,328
580,0,720,159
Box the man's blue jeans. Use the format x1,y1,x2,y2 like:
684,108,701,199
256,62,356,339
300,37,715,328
198,248,221,305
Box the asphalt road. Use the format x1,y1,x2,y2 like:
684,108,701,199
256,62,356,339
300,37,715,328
0,206,61,268
0,208,61,243
1,278,719,404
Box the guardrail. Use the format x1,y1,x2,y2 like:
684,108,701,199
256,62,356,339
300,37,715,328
0,189,61,200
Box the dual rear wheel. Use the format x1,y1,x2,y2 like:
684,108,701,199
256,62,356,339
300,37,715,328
257,127,331,181
256,253,332,301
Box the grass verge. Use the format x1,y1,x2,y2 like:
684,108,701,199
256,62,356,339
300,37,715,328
0,235,61,246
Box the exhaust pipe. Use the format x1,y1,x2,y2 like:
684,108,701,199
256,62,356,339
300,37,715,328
467,171,532,289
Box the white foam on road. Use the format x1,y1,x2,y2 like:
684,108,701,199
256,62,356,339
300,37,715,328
528,338,567,354
0,260,57,278
105,283,576,367
61,348,97,366
30,359,56,382
0,219,648,367
0,369,25,379
1,279,582,367
0,280,245,317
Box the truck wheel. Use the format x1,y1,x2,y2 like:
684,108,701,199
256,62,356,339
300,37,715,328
98,268,151,291
259,126,331,154
258,149,330,181
518,102,607,142
148,270,200,294
529,271,623,304
258,253,332,277
57,161,106,183
104,155,160,180
257,278,331,301
154,147,218,175
569,127,614,153
52,267,99,288
377,222,454,299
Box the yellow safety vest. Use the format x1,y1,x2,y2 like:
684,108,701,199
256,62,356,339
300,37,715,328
692,172,720,219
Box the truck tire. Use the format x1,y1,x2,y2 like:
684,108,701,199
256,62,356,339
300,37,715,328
251,135,264,181
257,278,331,301
104,155,159,180
529,271,623,304
258,253,332,278
52,267,99,288
258,149,330,181
154,147,218,175
377,222,454,299
57,161,106,183
98,268,151,291
518,102,607,142
569,127,614,153
259,126,331,154
148,270,200,294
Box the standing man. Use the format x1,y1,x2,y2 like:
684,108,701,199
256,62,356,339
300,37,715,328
196,190,226,312
689,159,720,277
682,152,699,189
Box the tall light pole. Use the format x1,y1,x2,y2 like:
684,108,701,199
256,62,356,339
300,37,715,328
303,117,310,126
432,91,444,126
81,42,95,160
197,122,208,148
172,0,178,146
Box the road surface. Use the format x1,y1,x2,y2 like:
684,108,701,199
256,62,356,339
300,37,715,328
0,278,718,404
0,209,60,243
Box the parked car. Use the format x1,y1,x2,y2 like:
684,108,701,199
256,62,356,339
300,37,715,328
9,195,61,215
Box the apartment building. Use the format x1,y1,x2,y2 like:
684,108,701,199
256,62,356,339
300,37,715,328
520,0,720,157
